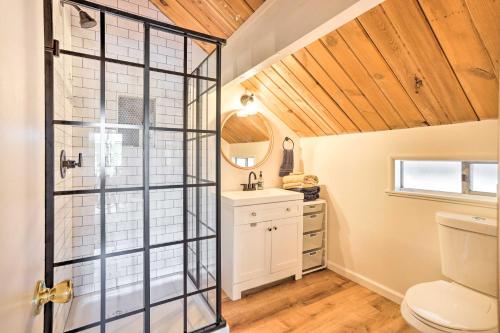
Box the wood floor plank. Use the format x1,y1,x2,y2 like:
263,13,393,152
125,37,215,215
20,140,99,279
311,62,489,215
222,270,416,333
418,0,498,119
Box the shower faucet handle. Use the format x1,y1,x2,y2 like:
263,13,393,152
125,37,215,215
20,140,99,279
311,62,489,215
63,152,83,168
60,151,83,178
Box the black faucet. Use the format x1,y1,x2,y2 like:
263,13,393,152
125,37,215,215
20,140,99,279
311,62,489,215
241,171,257,191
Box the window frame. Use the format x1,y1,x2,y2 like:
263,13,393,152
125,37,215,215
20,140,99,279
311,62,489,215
395,159,497,197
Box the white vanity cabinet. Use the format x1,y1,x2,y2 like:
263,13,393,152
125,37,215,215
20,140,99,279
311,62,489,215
221,189,304,300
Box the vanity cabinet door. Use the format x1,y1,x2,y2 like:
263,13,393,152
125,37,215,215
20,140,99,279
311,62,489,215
270,217,300,273
234,221,271,283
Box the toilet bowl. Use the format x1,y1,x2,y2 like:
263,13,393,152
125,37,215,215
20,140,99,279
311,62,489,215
401,212,498,333
401,280,497,333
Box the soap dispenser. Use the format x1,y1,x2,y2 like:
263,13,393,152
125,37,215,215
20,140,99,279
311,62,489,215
257,171,264,190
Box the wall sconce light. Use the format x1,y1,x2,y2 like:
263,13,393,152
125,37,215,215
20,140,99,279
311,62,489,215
237,92,257,117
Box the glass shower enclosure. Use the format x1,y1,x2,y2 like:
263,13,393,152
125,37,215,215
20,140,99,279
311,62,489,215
43,0,225,332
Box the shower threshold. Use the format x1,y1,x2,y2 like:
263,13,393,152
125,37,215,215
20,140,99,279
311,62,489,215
64,273,216,332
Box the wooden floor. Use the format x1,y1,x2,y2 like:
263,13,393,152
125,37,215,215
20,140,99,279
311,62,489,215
222,270,416,333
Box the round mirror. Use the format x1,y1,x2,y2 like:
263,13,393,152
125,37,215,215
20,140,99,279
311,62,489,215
221,111,273,169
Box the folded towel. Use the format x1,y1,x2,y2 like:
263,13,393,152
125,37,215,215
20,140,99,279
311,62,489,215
303,175,319,186
279,149,294,177
283,182,317,190
283,182,303,190
282,173,304,184
304,193,320,202
286,186,320,201
283,173,319,186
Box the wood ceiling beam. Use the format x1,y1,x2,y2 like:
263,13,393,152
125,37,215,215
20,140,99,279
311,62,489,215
268,64,341,135
305,40,390,131
382,0,478,122
320,31,407,129
281,55,360,133
261,67,331,136
222,0,385,85
357,7,450,125
241,78,313,137
254,72,321,136
464,0,500,75
292,48,376,132
244,0,265,12
337,20,427,128
149,0,215,52
417,0,498,119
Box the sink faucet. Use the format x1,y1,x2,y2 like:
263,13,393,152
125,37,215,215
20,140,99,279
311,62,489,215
241,171,257,191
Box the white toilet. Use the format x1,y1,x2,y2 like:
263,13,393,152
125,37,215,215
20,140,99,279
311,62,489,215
401,212,498,333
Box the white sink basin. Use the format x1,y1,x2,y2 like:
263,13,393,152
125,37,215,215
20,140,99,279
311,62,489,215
222,188,303,207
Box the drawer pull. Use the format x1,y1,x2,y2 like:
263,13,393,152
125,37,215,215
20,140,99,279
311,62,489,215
267,227,272,232
250,223,257,227
286,207,291,212
273,226,277,230
308,205,316,208
309,233,317,237
251,212,257,217
309,214,317,218
309,251,317,256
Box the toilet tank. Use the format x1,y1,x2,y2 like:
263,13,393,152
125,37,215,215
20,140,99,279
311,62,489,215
437,212,497,296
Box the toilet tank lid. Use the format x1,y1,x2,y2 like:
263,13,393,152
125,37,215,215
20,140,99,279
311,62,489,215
436,212,497,236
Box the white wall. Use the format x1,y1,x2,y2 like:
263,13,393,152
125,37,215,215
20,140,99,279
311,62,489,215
301,120,498,302
221,82,301,191
0,0,44,332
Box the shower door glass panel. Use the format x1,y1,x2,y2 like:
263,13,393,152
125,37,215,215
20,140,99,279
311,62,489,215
48,2,221,333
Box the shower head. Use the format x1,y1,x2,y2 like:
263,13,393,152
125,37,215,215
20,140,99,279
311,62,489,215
78,8,97,29
62,1,97,29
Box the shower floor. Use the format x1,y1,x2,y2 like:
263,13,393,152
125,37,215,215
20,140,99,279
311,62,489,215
64,273,216,333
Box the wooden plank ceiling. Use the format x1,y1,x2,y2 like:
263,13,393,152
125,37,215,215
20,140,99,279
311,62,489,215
222,114,270,143
242,0,499,137
150,0,265,52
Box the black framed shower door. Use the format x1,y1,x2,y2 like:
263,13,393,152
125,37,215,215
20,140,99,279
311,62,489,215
43,1,225,332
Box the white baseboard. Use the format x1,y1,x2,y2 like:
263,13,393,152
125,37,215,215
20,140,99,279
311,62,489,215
327,261,404,304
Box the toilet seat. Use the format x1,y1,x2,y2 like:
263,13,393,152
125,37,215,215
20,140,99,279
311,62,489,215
401,280,497,332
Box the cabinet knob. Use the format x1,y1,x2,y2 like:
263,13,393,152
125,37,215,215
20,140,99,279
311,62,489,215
285,207,291,212
273,226,277,230
267,227,272,232
251,212,257,217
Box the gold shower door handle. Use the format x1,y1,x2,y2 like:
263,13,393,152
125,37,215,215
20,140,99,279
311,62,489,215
32,279,73,315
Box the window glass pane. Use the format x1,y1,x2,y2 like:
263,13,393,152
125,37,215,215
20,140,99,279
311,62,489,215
470,163,498,193
400,160,462,193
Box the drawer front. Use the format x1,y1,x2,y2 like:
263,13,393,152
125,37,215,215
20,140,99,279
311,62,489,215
303,231,323,252
303,212,324,233
235,201,303,225
304,203,324,215
303,249,323,271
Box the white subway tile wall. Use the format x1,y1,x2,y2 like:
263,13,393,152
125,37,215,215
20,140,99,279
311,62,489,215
52,1,217,330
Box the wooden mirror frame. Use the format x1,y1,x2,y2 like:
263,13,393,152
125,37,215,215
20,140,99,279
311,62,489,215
221,110,274,170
